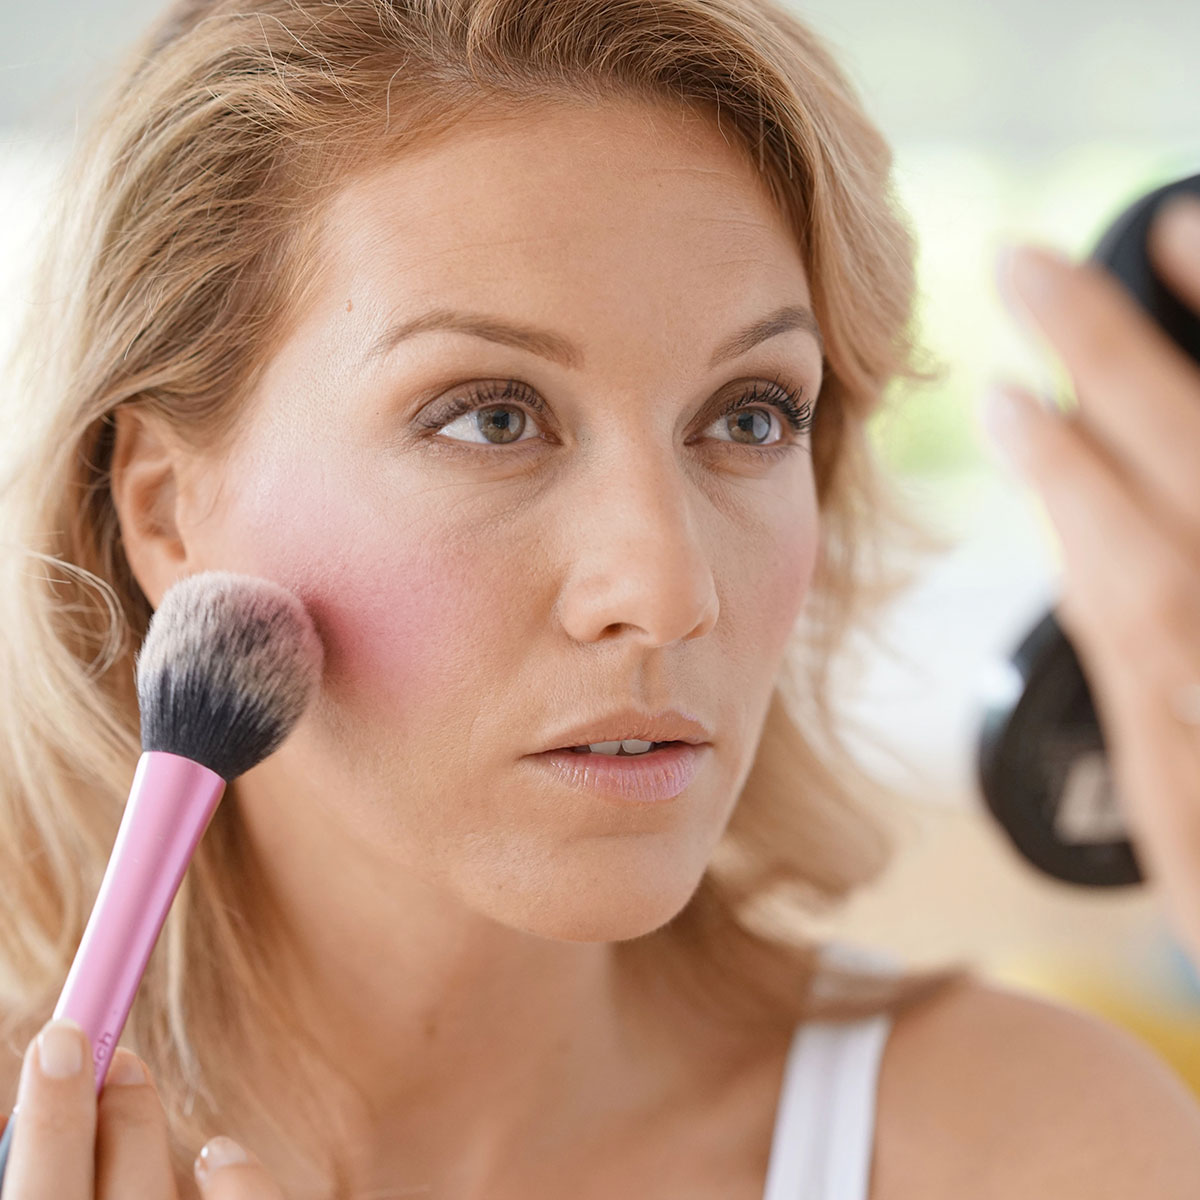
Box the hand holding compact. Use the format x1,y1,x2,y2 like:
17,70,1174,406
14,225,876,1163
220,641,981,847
0,1018,283,1199
982,195,1200,968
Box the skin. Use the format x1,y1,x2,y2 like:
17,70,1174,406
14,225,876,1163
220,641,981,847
8,93,1200,1200
986,199,1200,984
107,95,824,1195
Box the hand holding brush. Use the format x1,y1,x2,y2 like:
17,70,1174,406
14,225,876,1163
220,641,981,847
0,570,323,1196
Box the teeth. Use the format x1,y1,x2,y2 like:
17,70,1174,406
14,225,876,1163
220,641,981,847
588,739,656,756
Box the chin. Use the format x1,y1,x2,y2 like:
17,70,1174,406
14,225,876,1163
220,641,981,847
473,857,705,944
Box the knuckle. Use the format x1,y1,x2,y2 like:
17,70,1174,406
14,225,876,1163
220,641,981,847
22,1095,88,1140
1059,584,1121,674
98,1084,165,1134
1023,401,1074,471
1072,305,1126,371
1138,563,1198,631
1057,587,1090,645
1079,266,1140,347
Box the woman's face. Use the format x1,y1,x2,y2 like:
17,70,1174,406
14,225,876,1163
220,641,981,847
178,97,824,941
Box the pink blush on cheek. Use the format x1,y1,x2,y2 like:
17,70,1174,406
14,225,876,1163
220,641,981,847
213,451,451,700
259,530,487,720
218,480,460,709
207,370,504,744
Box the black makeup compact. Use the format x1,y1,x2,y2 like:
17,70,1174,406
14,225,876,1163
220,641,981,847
975,170,1200,888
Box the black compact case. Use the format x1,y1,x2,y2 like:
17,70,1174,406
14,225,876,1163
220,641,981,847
975,170,1200,888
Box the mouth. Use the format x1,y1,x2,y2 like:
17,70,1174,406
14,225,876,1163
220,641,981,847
557,740,685,756
527,739,709,802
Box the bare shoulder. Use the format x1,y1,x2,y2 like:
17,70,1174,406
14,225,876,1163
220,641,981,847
871,974,1200,1199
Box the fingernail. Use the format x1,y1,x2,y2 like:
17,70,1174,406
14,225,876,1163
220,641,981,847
997,241,1073,310
37,1018,86,1079
195,1135,250,1185
981,385,1036,470
106,1051,148,1087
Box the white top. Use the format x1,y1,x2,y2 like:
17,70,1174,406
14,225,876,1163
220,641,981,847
761,943,900,1200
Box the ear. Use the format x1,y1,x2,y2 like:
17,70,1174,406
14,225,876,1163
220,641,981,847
109,406,197,611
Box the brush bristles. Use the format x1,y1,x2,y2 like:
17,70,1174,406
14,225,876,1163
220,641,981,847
135,571,324,781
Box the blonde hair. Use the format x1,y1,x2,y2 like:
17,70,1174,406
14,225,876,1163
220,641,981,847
0,0,974,1192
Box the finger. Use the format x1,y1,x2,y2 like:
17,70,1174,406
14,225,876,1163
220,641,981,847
1067,633,1200,963
983,383,1200,897
94,1047,179,1199
194,1136,287,1199
981,382,1200,687
2,1018,95,1200
1090,649,1200,864
1147,196,1200,315
997,241,1200,544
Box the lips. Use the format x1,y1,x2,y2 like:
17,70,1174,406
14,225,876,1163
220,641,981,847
562,741,679,754
534,708,712,755
528,740,708,802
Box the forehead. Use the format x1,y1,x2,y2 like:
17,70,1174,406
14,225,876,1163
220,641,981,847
300,99,815,374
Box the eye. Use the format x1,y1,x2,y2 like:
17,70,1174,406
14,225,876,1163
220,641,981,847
704,377,814,452
419,378,545,447
416,374,815,455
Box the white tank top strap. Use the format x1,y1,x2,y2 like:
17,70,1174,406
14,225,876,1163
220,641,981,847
761,942,901,1200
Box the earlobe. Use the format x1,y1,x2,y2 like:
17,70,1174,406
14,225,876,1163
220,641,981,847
109,406,192,610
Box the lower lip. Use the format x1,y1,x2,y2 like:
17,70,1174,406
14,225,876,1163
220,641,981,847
525,742,709,803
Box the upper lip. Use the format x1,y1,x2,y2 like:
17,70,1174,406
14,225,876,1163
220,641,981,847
534,707,712,753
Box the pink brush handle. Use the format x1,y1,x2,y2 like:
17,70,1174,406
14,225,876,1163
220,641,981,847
51,750,226,1093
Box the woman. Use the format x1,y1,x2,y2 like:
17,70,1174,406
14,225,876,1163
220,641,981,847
1,1,1199,1196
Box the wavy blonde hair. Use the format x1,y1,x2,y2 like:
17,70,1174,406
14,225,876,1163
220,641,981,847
0,0,975,1192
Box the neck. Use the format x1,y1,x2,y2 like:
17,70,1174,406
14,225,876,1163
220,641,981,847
228,785,747,1198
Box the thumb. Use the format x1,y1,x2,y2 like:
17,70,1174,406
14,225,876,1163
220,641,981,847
194,1135,287,1198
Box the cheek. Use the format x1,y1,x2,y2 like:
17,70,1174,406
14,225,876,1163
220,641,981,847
306,550,467,710
756,500,820,641
206,457,496,731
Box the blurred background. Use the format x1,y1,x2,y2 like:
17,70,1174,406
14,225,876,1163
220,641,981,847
2,0,1199,1094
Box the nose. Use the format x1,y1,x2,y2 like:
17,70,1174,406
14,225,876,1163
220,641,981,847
551,442,720,647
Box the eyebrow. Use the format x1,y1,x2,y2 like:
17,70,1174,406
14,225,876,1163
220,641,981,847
361,302,825,371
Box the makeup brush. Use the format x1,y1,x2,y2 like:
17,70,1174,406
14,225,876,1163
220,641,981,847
0,570,323,1185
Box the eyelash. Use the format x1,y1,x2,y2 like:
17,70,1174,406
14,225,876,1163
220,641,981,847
415,372,815,462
